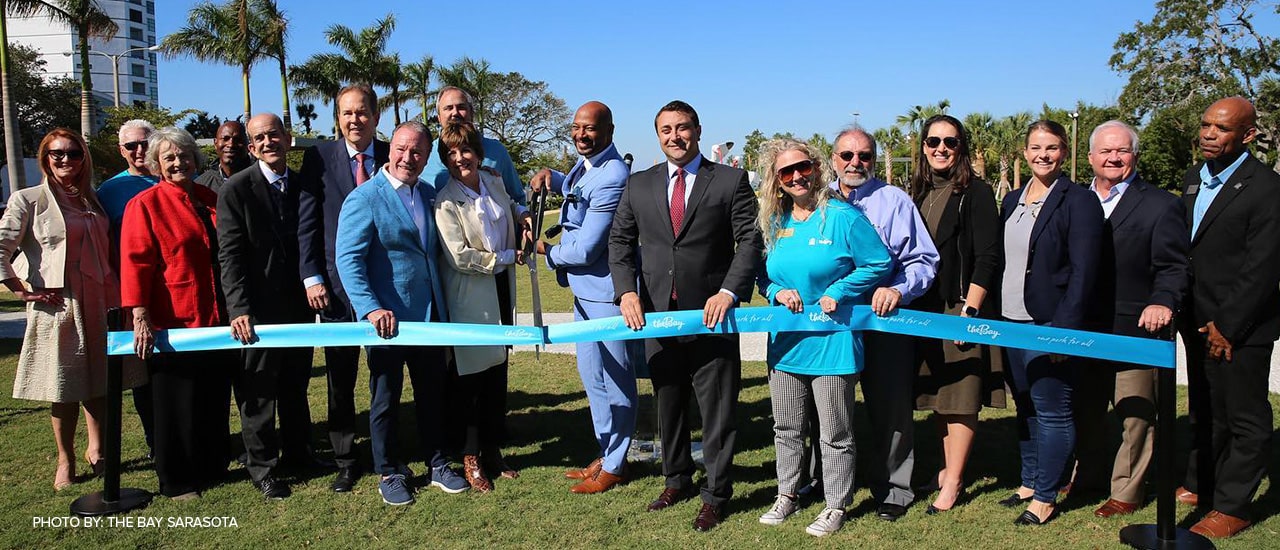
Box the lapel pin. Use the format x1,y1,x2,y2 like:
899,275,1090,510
1234,182,1243,189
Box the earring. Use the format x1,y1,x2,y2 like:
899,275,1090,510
777,188,784,199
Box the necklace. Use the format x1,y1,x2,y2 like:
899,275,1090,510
791,205,814,222
922,183,951,220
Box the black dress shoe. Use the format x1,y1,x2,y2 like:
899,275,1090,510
331,467,357,493
925,488,967,515
1013,508,1057,526
876,503,908,522
998,493,1033,508
254,476,291,500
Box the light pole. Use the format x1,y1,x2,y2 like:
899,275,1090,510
851,111,861,127
1069,111,1079,181
64,44,161,107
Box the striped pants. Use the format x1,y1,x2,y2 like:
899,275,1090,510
769,368,858,510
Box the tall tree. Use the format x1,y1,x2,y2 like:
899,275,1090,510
294,101,316,134
163,0,269,122
741,129,767,170
0,43,79,156
436,56,496,126
378,53,403,126
2,0,29,191
481,71,572,176
183,110,220,139
255,0,290,129
963,111,994,179
290,13,398,126
288,56,342,135
402,55,434,123
8,0,117,138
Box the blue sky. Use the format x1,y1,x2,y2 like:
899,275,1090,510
156,0,1165,168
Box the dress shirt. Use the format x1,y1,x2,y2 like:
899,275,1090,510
665,155,702,207
345,140,376,183
258,160,289,192
1089,172,1135,219
384,168,429,252
457,178,515,271
1192,151,1249,237
828,178,939,306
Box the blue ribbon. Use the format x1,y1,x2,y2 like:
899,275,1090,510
107,305,1175,369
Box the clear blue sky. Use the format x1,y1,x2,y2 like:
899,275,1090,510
156,0,1164,169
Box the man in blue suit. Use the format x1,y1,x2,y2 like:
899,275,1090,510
530,101,641,494
335,121,469,506
423,86,526,205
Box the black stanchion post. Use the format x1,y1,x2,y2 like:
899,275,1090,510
71,307,152,516
1119,334,1213,549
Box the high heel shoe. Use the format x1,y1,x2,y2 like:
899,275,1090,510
998,493,1034,508
54,463,75,491
925,486,967,515
463,455,492,493
1013,506,1058,526
85,454,105,478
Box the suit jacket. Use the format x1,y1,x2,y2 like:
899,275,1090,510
545,143,629,303
297,138,390,311
1180,153,1280,346
216,164,311,324
120,181,223,329
434,172,520,375
1001,175,1104,329
0,184,109,288
335,169,448,326
608,155,763,314
1091,176,1189,338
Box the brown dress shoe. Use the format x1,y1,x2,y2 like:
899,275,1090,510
693,503,723,532
565,457,603,480
571,468,626,494
1190,510,1252,538
463,455,492,493
1175,486,1199,506
647,487,693,512
1094,498,1139,518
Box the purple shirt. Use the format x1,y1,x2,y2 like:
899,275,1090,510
830,178,939,305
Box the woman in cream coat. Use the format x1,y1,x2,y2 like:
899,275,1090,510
434,122,532,493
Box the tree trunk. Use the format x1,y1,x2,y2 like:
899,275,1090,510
1012,157,1022,190
1,6,28,192
78,28,93,138
241,65,251,122
278,56,291,130
974,150,987,179
884,150,892,183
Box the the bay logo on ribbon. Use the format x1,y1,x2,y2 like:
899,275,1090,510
651,316,685,330
966,323,1002,340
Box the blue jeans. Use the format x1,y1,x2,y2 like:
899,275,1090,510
1004,341,1077,503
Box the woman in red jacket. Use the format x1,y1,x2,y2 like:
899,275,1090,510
119,126,231,501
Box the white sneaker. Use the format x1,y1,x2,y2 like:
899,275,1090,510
759,495,798,525
806,508,845,537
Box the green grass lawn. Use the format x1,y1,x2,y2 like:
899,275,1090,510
2,340,1279,548
0,290,26,313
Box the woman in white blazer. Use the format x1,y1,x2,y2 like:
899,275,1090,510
434,122,532,492
0,128,144,490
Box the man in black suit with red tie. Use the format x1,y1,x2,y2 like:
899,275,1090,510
297,84,390,493
608,100,763,532
1177,96,1280,539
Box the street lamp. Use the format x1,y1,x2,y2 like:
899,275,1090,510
851,111,861,127
63,44,162,107
1069,111,1080,181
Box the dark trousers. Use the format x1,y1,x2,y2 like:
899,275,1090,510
458,361,508,456
149,350,232,496
1184,336,1274,518
1005,344,1077,504
132,382,155,452
320,302,360,469
235,345,313,482
649,332,742,507
367,345,449,476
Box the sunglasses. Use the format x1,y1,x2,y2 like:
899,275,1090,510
836,150,875,163
924,136,960,149
122,140,148,152
777,160,815,184
47,149,85,161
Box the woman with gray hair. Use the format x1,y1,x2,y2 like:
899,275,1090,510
754,138,892,536
119,126,232,500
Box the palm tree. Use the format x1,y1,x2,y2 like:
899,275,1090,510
290,13,399,126
991,112,1033,198
162,0,268,122
1,0,29,191
294,101,316,134
8,0,117,138
378,53,402,126
435,56,495,127
255,0,289,129
872,126,905,184
288,55,342,135
963,111,994,179
402,54,433,123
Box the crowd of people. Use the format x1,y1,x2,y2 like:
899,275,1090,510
2,88,1276,540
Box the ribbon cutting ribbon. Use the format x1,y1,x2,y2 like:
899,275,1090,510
106,305,1176,369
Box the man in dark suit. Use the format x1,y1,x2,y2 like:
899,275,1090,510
1071,120,1189,518
608,100,763,531
297,84,389,493
1177,97,1280,539
218,113,315,500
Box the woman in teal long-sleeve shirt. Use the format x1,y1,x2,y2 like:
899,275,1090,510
754,138,892,537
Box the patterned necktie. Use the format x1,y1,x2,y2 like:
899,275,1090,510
354,153,369,186
671,168,686,236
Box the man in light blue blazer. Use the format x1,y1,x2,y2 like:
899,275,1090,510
531,101,642,494
335,121,469,506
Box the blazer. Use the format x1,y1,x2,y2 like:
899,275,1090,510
923,179,1002,313
1001,175,1104,329
1092,176,1189,338
216,164,311,324
1180,153,1280,346
298,138,391,311
545,143,629,303
434,172,519,375
608,155,763,314
335,169,449,327
120,181,224,329
0,183,107,288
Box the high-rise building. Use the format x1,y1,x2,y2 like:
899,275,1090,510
7,0,160,110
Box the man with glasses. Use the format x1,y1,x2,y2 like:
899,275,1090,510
828,127,938,521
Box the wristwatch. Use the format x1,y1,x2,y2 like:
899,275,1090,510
962,305,979,317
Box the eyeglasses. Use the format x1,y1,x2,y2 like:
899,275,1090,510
924,136,960,150
47,149,85,161
836,151,875,163
122,140,148,152
777,160,815,184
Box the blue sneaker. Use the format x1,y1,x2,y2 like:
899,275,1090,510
379,474,414,505
430,465,470,494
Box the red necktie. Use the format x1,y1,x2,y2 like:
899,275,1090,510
670,168,686,300
354,153,369,185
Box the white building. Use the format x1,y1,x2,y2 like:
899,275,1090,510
7,0,159,110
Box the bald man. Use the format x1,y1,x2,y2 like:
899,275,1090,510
530,102,642,494
1177,96,1280,538
196,120,252,193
